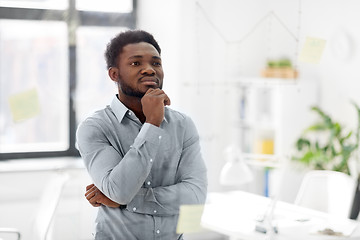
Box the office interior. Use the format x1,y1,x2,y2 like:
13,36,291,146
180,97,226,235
1,0,360,239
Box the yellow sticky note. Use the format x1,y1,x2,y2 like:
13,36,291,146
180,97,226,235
8,88,41,122
176,204,205,234
299,37,327,64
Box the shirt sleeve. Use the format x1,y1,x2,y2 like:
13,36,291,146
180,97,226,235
76,120,164,205
126,116,208,216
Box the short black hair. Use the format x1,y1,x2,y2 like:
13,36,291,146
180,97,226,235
104,29,161,69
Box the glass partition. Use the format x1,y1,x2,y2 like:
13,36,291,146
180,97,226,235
76,27,127,123
76,0,132,13
0,0,67,9
0,20,68,153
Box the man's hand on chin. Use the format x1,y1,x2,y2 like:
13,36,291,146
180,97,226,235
141,88,171,127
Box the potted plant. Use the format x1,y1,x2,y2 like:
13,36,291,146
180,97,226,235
261,58,298,79
292,103,360,219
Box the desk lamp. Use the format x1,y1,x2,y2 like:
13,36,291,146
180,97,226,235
219,145,279,239
219,145,253,186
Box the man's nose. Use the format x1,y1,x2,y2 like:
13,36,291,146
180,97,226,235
141,64,155,75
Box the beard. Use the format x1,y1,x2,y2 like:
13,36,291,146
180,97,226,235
117,76,162,98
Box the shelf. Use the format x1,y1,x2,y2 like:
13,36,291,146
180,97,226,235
241,153,282,168
236,120,276,130
235,77,298,87
181,77,298,88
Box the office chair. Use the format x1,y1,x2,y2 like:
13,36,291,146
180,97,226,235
32,172,69,240
294,170,356,219
0,172,68,240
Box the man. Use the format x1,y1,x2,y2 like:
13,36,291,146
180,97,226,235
76,30,207,240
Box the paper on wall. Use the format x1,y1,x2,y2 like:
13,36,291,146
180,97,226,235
298,37,327,64
8,88,41,122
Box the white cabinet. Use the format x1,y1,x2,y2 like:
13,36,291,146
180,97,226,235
228,78,318,197
234,78,318,165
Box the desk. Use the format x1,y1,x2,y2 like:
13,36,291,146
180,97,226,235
201,191,360,240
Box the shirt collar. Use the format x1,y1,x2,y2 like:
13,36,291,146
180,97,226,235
110,95,168,123
110,95,129,123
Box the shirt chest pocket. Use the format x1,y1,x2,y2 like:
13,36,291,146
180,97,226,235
152,133,183,186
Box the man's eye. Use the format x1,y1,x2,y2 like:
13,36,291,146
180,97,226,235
153,62,161,66
131,62,140,66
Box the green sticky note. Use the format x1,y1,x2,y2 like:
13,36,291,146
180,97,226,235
8,88,41,122
176,204,205,234
299,37,327,64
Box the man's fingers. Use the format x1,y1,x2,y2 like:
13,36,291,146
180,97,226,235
144,88,171,106
87,190,101,207
85,185,97,197
89,198,101,207
145,87,156,94
85,184,102,207
85,189,96,200
86,183,95,191
164,95,171,106
85,185,100,201
89,195,99,204
144,88,165,96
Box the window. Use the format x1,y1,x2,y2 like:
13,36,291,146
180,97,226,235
0,20,68,154
76,0,132,13
76,27,127,123
0,0,67,10
0,0,136,160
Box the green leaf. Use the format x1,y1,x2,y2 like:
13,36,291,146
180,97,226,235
299,151,314,164
305,123,327,132
330,145,337,157
333,122,341,137
311,106,334,128
296,138,310,151
291,104,360,176
339,131,352,144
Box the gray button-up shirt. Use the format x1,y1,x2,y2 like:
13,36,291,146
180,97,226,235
76,95,207,240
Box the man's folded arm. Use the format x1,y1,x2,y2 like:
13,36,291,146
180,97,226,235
127,117,208,216
76,121,163,205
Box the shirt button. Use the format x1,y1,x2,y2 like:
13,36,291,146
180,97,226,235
128,112,132,115
153,210,157,213
150,159,153,163
147,181,151,185
156,230,160,234
133,207,137,211
158,135,162,139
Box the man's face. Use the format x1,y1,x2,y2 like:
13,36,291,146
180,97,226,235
116,42,163,98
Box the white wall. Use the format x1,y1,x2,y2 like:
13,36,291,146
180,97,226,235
300,0,360,126
137,0,360,195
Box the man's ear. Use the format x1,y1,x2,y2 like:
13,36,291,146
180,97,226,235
108,67,119,82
